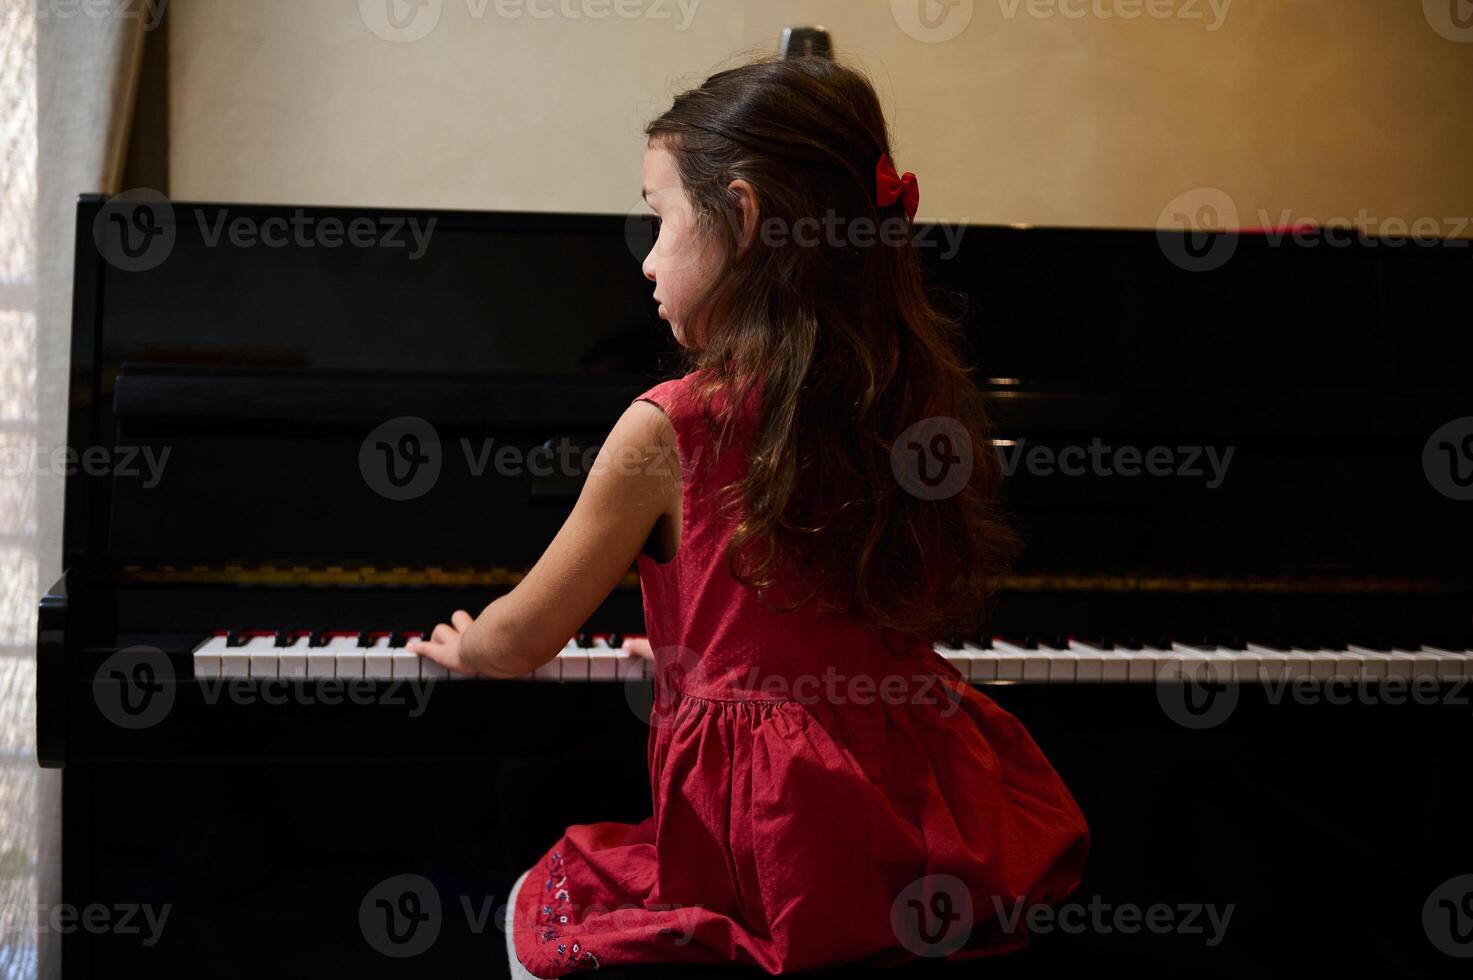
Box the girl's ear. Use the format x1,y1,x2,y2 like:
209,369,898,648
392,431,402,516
727,179,761,258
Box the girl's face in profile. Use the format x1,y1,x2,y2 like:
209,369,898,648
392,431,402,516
641,144,722,349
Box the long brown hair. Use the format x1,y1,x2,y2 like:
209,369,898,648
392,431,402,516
645,56,1018,645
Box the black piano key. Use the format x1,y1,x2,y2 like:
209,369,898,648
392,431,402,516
608,633,625,650
229,629,275,647
575,632,594,649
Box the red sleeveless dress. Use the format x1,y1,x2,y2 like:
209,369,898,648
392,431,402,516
511,372,1089,977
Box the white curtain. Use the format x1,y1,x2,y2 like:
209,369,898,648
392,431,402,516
0,5,148,978
0,7,42,976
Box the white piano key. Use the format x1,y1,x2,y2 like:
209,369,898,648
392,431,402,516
1283,649,1318,680
988,640,1032,683
1333,648,1397,681
1122,647,1166,683
243,635,280,679
420,660,450,681
1071,648,1107,683
1303,648,1342,681
319,634,363,679
1067,647,1109,682
1353,649,1389,680
961,643,1000,683
1340,646,1403,679
220,637,251,678
363,634,395,679
1380,649,1417,680
1045,647,1076,683
1199,648,1240,684
193,634,228,680
1169,644,1213,684
586,638,622,682
1154,654,1182,682
1253,648,1292,684
1228,646,1264,683
559,643,591,682
278,635,310,679
1423,647,1471,679
1328,650,1370,681
1406,647,1444,680
306,642,336,679
1025,645,1061,683
1089,647,1130,683
390,636,421,679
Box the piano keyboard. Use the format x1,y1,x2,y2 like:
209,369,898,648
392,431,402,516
191,632,1473,684
937,638,1473,683
191,630,649,682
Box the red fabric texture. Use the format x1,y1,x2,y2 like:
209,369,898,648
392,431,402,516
512,372,1089,977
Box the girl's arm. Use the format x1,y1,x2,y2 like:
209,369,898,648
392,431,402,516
408,399,677,678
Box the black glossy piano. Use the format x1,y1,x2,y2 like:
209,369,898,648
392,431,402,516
40,197,1473,977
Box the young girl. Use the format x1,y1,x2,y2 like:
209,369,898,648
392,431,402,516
410,56,1089,978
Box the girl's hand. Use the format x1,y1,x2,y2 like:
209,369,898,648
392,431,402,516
407,609,480,677
622,636,654,660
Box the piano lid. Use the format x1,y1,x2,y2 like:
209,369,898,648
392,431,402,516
68,199,1473,585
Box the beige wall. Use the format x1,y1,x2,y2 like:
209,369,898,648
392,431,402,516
170,0,1473,232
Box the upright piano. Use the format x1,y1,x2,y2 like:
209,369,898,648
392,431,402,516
40,197,1473,977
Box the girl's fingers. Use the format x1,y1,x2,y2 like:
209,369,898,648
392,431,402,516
451,609,475,631
623,637,654,660
432,622,458,643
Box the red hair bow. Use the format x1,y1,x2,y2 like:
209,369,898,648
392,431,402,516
875,154,920,222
